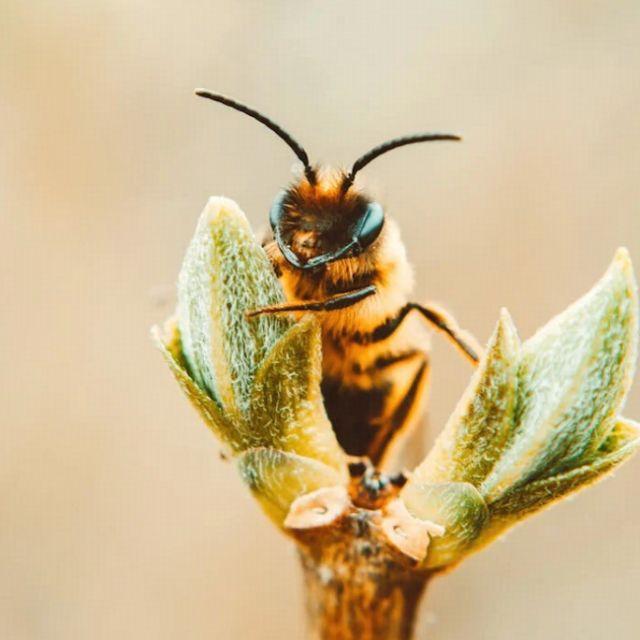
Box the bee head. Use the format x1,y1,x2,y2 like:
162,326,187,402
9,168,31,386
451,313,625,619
269,170,385,270
194,89,460,270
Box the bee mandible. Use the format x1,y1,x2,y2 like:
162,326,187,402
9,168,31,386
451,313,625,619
196,90,481,468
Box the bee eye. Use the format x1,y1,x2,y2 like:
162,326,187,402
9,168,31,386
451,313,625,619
269,191,287,230
355,202,384,250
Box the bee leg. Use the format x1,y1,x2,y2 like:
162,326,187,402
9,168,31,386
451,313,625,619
247,285,377,317
410,303,482,364
369,303,481,365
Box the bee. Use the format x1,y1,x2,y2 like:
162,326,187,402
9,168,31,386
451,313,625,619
196,90,481,468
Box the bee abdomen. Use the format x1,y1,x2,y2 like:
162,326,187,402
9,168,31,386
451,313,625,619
321,353,429,465
351,349,419,375
321,376,390,459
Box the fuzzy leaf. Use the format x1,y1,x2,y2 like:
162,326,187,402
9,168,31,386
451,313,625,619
481,249,638,502
413,310,519,486
401,482,488,569
157,198,348,481
478,418,640,544
249,316,346,472
151,319,240,452
237,448,346,527
177,197,291,420
592,415,640,456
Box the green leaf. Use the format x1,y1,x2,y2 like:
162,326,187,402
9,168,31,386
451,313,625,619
177,197,292,419
481,249,638,502
249,316,346,473
151,320,242,452
401,482,488,569
156,198,348,482
481,418,639,542
592,415,640,456
412,310,519,486
237,448,345,527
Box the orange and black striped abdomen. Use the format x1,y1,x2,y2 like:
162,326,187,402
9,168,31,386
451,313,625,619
321,349,429,465
322,354,428,464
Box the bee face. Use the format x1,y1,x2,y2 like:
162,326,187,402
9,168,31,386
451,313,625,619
194,90,458,271
270,170,386,270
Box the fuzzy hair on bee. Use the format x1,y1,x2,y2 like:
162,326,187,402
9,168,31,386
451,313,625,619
195,89,482,468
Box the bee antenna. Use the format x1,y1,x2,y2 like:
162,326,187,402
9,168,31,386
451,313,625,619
341,132,461,193
195,89,316,184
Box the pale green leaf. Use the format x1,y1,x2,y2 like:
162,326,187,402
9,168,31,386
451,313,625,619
481,249,638,502
591,415,640,456
477,418,640,545
413,310,519,486
401,481,488,569
249,316,346,474
151,320,242,452
177,197,291,419
237,448,345,527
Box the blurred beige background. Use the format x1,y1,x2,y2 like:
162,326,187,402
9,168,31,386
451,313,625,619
2,2,640,638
